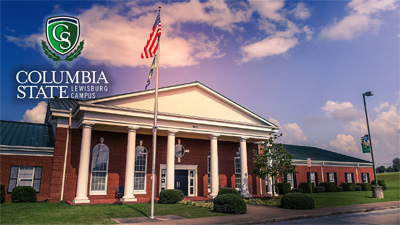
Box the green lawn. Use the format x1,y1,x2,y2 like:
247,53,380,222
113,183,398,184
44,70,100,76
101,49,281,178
313,172,400,208
0,202,225,224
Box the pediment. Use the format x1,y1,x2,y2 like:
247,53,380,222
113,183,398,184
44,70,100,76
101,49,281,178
86,82,275,127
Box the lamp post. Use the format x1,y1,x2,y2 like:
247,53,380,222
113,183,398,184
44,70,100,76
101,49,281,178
362,91,378,187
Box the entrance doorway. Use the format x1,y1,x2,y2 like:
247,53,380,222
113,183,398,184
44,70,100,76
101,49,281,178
159,164,197,197
175,170,188,196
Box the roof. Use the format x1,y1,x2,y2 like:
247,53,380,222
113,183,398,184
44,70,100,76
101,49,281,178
0,121,54,148
284,144,371,163
85,81,278,128
48,97,79,111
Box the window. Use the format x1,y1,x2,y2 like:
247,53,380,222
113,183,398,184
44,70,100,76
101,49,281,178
328,172,335,183
134,146,147,192
90,143,110,194
307,172,318,186
8,166,42,193
286,173,294,189
207,152,211,193
345,172,354,183
234,151,241,191
362,173,369,183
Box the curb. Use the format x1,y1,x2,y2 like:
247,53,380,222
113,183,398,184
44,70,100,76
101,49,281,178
250,203,400,224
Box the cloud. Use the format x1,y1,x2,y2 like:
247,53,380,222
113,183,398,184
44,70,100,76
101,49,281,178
329,134,359,156
6,1,244,68
282,122,308,144
290,2,311,20
4,33,43,49
21,101,47,123
347,102,400,165
320,0,398,40
374,102,390,112
322,101,362,121
241,36,298,62
248,0,285,21
241,2,312,62
6,0,314,66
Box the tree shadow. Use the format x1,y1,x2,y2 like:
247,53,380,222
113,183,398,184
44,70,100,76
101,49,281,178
125,204,149,217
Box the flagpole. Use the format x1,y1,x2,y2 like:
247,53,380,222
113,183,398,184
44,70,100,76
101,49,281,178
150,6,161,220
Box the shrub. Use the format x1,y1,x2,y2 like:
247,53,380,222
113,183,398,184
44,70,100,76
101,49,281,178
314,186,325,193
299,182,315,193
337,187,343,192
291,188,303,193
275,183,292,195
320,182,338,192
0,184,5,203
371,180,387,190
340,183,356,191
355,185,362,191
357,183,372,191
213,194,246,214
158,189,183,204
11,186,37,203
218,187,240,196
280,193,314,210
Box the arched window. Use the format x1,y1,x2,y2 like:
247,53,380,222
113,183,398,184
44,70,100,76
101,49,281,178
90,143,110,194
134,146,147,192
234,151,241,191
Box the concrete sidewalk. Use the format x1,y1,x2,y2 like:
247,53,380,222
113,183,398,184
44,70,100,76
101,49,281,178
113,201,400,225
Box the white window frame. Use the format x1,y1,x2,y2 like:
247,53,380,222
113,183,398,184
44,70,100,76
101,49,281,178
286,173,294,189
328,172,335,183
362,173,368,183
346,173,353,183
17,166,35,187
234,151,241,191
90,143,110,195
134,146,148,194
159,164,197,196
309,172,316,186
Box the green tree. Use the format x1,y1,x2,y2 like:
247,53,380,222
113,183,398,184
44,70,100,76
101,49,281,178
252,134,297,198
376,166,386,173
386,166,394,172
392,158,400,172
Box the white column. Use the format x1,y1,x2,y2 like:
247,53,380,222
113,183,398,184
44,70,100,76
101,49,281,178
166,130,178,189
266,176,273,195
209,134,219,198
122,126,139,202
240,137,252,197
73,123,94,204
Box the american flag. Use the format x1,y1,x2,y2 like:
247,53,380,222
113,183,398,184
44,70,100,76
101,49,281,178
141,12,161,58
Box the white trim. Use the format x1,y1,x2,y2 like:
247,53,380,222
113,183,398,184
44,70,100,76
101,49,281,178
0,145,54,156
292,159,372,168
159,164,198,196
83,82,278,129
89,143,110,196
134,146,148,194
79,103,275,132
17,166,35,187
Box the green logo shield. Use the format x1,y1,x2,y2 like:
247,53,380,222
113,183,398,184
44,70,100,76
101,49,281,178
46,16,79,55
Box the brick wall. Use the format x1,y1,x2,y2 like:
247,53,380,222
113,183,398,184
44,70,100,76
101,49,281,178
58,129,264,201
0,154,53,202
278,165,374,187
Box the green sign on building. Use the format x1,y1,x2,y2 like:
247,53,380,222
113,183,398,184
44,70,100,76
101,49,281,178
361,135,370,153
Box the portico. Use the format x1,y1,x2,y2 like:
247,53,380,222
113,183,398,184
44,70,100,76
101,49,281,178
50,82,278,203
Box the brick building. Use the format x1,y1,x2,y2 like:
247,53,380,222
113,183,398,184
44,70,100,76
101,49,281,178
0,82,373,203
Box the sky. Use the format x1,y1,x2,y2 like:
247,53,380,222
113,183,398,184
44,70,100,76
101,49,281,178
1,0,399,166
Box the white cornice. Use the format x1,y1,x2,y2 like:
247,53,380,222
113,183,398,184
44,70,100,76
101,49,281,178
0,145,54,157
292,159,372,168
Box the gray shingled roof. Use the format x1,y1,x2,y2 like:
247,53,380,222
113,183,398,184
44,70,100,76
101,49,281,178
284,144,371,163
0,121,54,147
